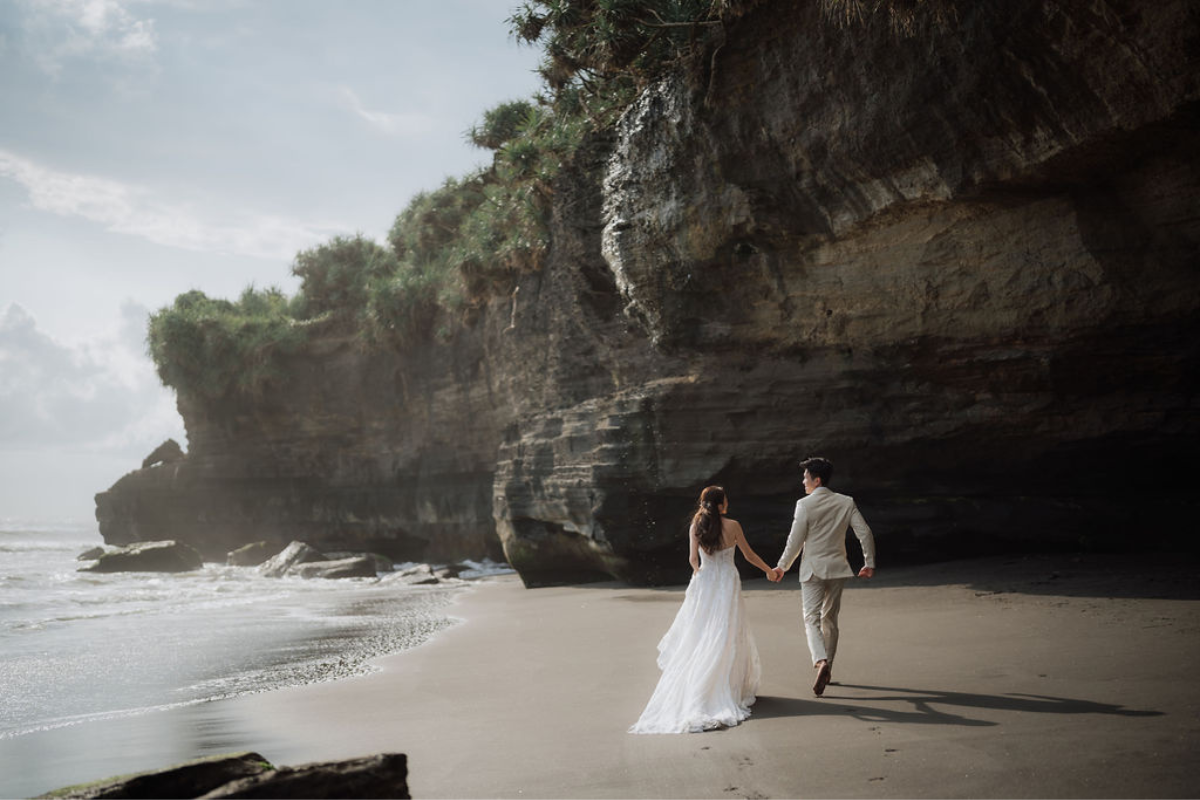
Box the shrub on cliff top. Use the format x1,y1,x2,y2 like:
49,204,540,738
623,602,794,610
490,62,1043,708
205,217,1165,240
509,0,723,98
362,267,444,346
148,287,310,400
509,0,957,112
467,99,536,150
455,102,578,280
291,234,400,323
365,176,482,345
375,129,560,339
387,174,487,267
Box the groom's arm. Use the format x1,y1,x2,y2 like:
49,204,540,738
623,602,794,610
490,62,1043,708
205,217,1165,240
850,503,876,575
776,500,808,573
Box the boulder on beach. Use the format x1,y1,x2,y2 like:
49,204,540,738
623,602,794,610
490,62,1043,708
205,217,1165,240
378,560,515,586
325,550,394,572
382,563,440,586
81,540,203,574
35,751,273,799
75,546,107,561
454,558,518,579
199,753,409,799
140,438,185,470
295,556,378,580
38,751,409,799
257,541,326,578
226,541,284,567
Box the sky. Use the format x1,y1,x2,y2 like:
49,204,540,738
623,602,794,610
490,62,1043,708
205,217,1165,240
0,0,545,521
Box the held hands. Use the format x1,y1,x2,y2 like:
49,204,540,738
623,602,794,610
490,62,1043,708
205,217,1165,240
765,567,784,583
857,566,875,578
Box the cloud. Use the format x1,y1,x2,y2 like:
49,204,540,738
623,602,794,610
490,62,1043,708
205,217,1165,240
334,85,436,137
17,0,159,75
0,148,345,260
0,302,184,458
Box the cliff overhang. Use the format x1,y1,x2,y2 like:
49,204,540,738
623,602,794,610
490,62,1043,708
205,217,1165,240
98,0,1200,585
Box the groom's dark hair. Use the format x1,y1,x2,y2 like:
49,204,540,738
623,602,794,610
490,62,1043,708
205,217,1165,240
800,457,833,486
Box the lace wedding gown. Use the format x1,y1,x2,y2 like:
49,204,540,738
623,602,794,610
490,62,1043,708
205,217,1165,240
629,544,761,733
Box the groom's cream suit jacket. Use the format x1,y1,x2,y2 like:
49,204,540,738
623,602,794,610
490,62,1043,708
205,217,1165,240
778,487,876,581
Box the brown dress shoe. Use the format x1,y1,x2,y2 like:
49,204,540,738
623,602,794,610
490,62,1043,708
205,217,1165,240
813,661,832,697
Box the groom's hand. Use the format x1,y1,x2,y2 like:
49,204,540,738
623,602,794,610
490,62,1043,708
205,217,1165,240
857,566,875,578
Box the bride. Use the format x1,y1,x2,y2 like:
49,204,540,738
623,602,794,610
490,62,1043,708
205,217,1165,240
630,486,776,734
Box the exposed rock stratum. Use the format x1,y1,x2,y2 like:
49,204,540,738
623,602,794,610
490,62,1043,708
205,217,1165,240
97,1,1200,585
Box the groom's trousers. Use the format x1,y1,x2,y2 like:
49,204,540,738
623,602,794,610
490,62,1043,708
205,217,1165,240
801,576,846,666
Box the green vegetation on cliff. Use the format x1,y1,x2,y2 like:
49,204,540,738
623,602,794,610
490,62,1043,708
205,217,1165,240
508,0,724,108
147,0,947,399
147,287,309,400
149,40,610,396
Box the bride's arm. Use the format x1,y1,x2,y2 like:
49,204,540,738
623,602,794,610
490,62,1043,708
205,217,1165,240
688,522,700,573
732,522,773,575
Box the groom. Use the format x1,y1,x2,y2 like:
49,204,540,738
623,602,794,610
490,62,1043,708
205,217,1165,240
770,457,876,697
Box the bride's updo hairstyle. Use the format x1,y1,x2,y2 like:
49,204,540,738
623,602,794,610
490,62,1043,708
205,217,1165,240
692,485,727,554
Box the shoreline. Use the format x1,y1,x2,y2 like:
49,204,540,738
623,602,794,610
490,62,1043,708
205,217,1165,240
0,579,468,799
0,584,463,742
10,552,1200,798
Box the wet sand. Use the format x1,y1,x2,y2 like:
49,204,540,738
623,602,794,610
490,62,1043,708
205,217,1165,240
214,553,1198,798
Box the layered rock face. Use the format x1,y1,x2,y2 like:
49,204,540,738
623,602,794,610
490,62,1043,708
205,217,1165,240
99,0,1200,584
496,0,1200,584
97,330,515,563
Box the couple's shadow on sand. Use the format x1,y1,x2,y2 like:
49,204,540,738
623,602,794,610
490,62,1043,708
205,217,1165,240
752,684,1162,728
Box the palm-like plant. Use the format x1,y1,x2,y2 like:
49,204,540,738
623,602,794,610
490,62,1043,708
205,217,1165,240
509,0,723,100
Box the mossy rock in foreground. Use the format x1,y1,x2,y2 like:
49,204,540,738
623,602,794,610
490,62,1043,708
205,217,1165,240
40,752,410,798
81,540,204,574
37,751,273,799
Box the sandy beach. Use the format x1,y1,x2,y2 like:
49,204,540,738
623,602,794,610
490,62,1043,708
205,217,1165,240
8,553,1196,798
201,553,1197,799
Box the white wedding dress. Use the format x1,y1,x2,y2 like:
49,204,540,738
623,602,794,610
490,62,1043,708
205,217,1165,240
629,544,761,733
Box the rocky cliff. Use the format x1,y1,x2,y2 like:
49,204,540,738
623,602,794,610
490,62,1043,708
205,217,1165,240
97,0,1200,585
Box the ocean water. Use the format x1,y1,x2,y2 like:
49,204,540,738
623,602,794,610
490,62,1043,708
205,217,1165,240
0,519,493,797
